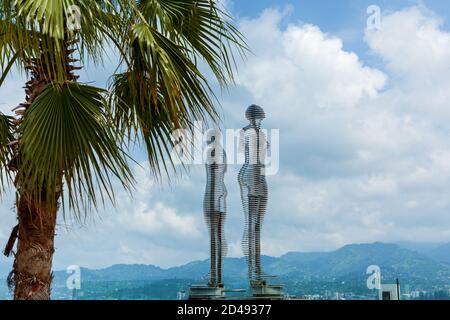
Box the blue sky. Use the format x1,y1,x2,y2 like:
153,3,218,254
233,0,450,66
2,1,450,271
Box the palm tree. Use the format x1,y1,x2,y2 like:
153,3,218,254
0,0,246,300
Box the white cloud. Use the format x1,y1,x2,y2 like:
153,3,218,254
365,6,450,119
366,6,450,82
2,5,450,271
118,202,201,239
237,9,386,115
228,6,450,254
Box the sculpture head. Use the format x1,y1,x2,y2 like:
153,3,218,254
245,104,265,127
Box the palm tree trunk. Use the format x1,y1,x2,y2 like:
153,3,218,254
11,194,57,300
8,66,61,299
4,34,78,300
6,68,56,300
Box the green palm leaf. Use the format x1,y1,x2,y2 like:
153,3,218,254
108,0,247,177
17,82,134,217
1,0,247,211
1,0,118,80
0,0,247,300
138,0,247,85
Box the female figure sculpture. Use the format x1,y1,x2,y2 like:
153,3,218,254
238,105,269,284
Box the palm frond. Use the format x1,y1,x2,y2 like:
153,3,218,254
109,70,192,178
139,0,247,86
1,0,247,217
108,28,214,177
17,82,134,218
108,0,247,178
0,1,119,80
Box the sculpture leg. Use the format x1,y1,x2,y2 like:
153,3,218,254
248,195,259,281
255,196,267,281
240,185,253,280
208,214,217,287
217,212,225,286
248,210,254,280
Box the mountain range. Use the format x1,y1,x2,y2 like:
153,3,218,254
1,242,449,299
396,242,450,264
48,242,450,282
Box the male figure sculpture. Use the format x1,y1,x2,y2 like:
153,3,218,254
238,105,269,284
203,129,227,287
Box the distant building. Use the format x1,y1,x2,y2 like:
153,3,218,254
379,284,400,300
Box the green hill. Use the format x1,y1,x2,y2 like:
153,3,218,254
2,242,449,300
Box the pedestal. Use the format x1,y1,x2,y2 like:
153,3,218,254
188,285,226,300
250,280,284,300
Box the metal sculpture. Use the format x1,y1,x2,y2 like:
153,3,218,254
238,105,269,284
203,129,227,287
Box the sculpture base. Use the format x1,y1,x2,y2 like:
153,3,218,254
188,285,226,300
250,280,284,300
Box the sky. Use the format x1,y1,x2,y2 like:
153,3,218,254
1,0,450,270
